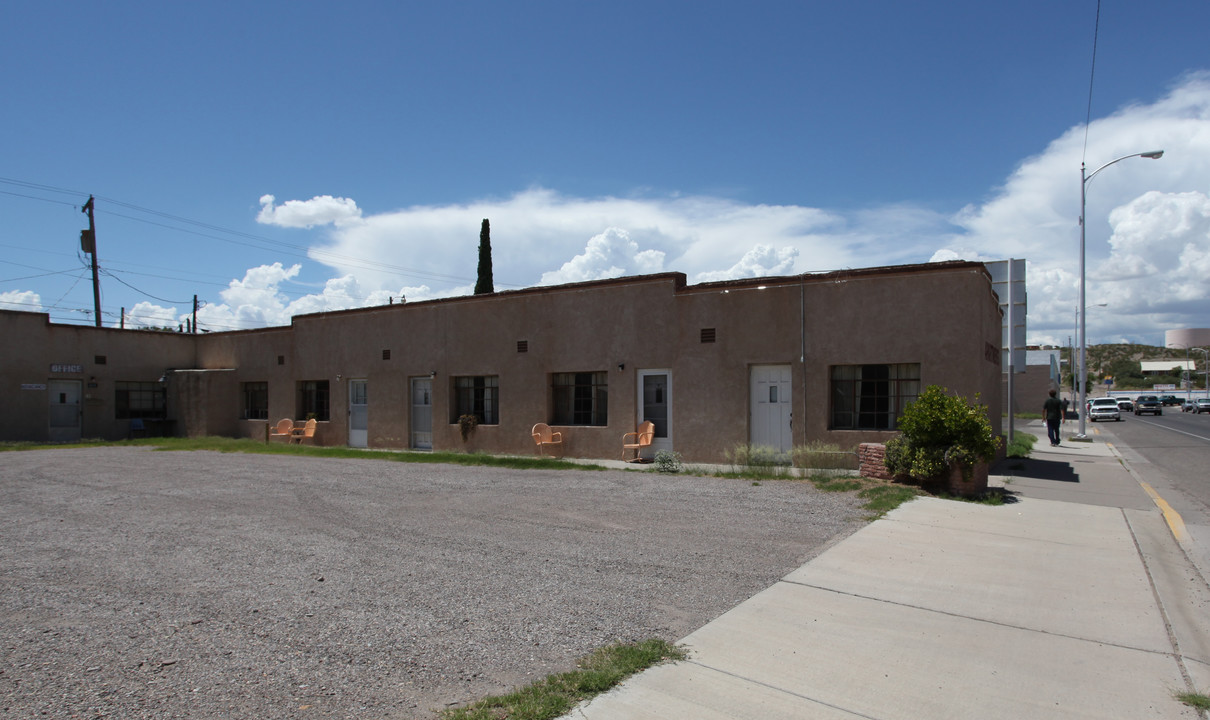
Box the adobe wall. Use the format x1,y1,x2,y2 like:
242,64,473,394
0,310,196,441
3,262,1004,463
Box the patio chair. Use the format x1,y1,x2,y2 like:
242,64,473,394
291,418,318,444
531,423,563,456
621,421,655,462
268,417,294,442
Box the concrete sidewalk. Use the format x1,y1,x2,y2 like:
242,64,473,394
561,426,1210,719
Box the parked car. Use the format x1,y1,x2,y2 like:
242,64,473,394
1088,397,1122,422
1134,395,1163,415
1116,397,1134,411
1160,395,1182,406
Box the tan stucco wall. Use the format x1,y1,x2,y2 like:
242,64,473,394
2,262,1004,461
0,311,196,441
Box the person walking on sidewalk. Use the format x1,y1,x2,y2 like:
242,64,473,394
1043,389,1064,446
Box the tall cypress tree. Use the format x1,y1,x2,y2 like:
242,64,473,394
475,218,494,294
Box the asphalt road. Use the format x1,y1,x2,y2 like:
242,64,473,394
0,447,866,719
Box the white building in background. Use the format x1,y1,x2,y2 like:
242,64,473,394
1140,360,1195,376
1166,328,1210,349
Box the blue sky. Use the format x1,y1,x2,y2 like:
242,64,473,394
3,1,1209,346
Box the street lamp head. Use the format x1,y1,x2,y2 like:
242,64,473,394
1141,150,1164,159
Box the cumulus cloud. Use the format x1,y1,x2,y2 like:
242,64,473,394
694,245,798,282
539,228,665,285
133,73,1209,343
944,71,1210,344
301,188,856,294
124,301,181,330
257,194,363,228
0,289,42,313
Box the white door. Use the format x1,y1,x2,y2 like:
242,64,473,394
750,365,792,454
348,379,368,448
410,377,432,450
637,369,672,456
48,380,82,442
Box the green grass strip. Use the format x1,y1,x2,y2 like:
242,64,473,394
0,436,605,472
1006,431,1037,458
1175,691,1210,711
441,639,686,720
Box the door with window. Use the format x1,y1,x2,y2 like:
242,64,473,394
636,369,672,455
48,380,82,442
348,379,368,448
750,365,792,454
410,377,432,450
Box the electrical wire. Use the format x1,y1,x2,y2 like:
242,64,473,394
2,176,528,329
1081,0,1101,165
1,176,513,288
99,268,194,305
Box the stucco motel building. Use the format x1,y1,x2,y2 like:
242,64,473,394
1,261,1004,463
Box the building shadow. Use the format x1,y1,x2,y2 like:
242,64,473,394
991,457,1080,484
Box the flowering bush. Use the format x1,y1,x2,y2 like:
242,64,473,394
884,385,1000,484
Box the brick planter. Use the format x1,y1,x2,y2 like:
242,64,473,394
945,461,989,498
860,442,988,498
858,443,895,481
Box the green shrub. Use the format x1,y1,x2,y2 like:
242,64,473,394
884,385,1001,484
726,444,789,468
1006,431,1037,458
723,444,791,478
792,440,858,470
653,449,683,474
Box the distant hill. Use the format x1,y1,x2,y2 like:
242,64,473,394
1054,343,1207,391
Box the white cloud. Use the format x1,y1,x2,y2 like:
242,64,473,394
944,71,1210,345
539,228,665,285
181,263,436,331
694,244,798,282
157,73,1210,343
0,290,42,313
124,301,182,330
257,194,363,228
301,188,860,294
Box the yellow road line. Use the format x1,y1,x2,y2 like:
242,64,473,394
1137,481,1190,544
1106,443,1190,545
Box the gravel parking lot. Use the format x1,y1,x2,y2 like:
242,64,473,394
1,447,866,719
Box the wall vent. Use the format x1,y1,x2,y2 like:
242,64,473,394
517,340,529,353
700,328,717,343
94,355,107,365
277,355,285,365
382,349,391,360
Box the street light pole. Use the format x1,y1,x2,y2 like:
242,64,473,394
1194,348,1210,397
1076,150,1164,440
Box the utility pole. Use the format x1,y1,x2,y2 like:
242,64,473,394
192,295,198,334
81,196,102,327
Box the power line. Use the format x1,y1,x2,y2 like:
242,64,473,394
99,268,194,304
0,176,519,289
1081,0,1101,165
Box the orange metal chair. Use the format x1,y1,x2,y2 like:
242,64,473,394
621,421,655,461
291,418,318,444
268,417,294,441
531,423,563,456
